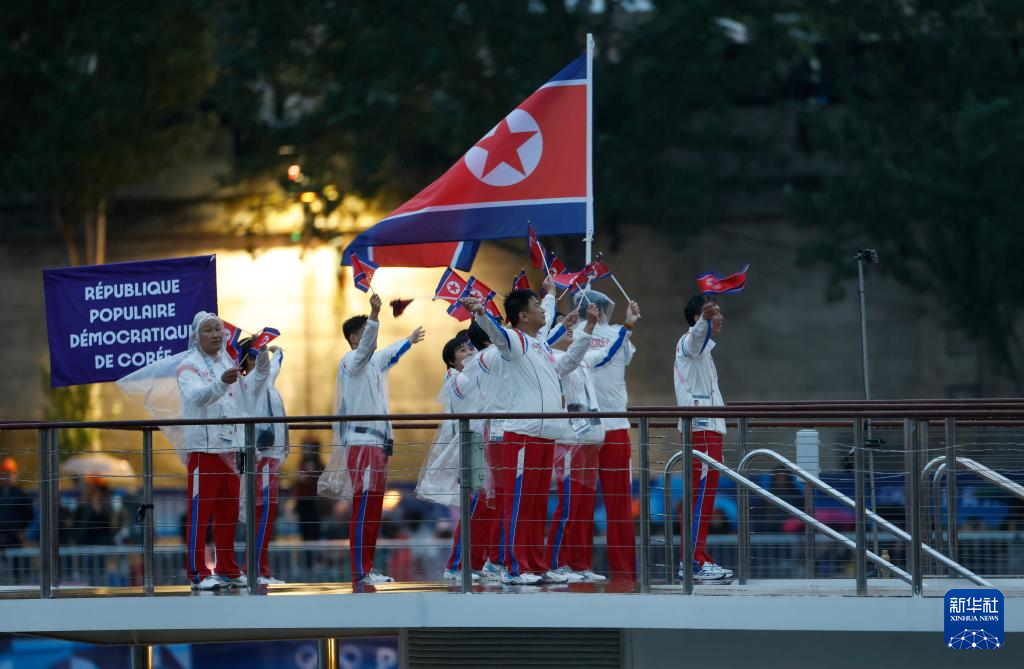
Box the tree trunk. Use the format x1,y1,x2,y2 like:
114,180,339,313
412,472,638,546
95,197,107,265
83,207,96,266
52,200,81,267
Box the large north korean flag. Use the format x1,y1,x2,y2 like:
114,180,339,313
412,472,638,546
344,52,591,268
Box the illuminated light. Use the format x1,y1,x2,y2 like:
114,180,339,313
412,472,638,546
323,185,340,201
382,489,402,512
300,191,317,203
287,164,302,181
309,199,324,214
278,145,296,156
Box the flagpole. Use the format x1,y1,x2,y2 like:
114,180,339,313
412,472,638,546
585,32,595,264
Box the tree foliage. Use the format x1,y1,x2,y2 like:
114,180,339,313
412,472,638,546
789,1,1024,391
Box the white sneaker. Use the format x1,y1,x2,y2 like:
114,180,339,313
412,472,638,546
442,569,480,581
358,569,395,585
551,566,585,583
703,562,733,578
500,571,542,585
684,563,728,581
541,569,571,583
258,576,286,585
194,576,222,591
481,560,507,581
578,569,607,582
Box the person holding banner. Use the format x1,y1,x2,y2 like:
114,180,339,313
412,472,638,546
318,293,426,585
674,296,732,582
238,340,289,586
571,289,642,580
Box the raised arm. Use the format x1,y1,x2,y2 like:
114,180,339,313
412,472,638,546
586,301,640,369
682,302,717,359
343,295,382,374
464,296,527,361
374,325,423,372
556,304,597,376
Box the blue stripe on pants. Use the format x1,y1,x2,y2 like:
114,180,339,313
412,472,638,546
354,489,369,580
692,472,708,567
508,474,524,576
188,467,200,582
452,492,480,570
551,469,572,568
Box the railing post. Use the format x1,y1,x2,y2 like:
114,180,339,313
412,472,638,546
244,422,258,595
663,461,675,585
853,418,867,595
142,429,155,596
318,638,339,669
130,645,153,669
803,484,815,578
944,417,959,565
904,419,923,596
457,419,473,593
737,418,749,585
680,418,694,595
638,417,651,593
49,429,61,595
37,429,52,599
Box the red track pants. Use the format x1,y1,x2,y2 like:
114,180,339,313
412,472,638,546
185,452,240,583
547,443,599,571
681,430,724,567
499,432,554,576
348,445,389,582
600,429,637,578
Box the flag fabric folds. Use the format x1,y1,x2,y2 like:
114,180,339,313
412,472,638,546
343,53,591,267
697,263,749,295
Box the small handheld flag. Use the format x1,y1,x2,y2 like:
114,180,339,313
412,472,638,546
446,277,500,321
390,298,414,317
222,320,243,364
434,267,470,303
697,263,749,295
351,254,380,293
527,223,567,275
512,269,530,291
249,327,281,351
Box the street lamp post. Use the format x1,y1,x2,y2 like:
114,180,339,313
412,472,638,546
856,249,880,561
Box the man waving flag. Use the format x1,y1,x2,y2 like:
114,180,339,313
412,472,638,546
344,39,594,267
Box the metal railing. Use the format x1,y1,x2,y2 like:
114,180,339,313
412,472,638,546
924,452,1024,565
2,399,1023,598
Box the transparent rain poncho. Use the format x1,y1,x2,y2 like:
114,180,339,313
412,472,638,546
116,311,264,469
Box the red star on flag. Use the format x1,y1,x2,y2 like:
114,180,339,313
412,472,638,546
475,119,537,178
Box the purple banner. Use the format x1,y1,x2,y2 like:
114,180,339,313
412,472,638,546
44,255,218,387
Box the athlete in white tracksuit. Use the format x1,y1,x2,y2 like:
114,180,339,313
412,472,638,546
547,310,609,581
319,293,425,585
572,290,641,579
674,295,731,581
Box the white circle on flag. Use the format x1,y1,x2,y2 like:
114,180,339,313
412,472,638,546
464,109,543,187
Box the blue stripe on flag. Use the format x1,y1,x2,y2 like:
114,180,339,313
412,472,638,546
346,201,587,251
548,54,586,82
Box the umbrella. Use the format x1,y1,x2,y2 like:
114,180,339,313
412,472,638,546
62,453,138,489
